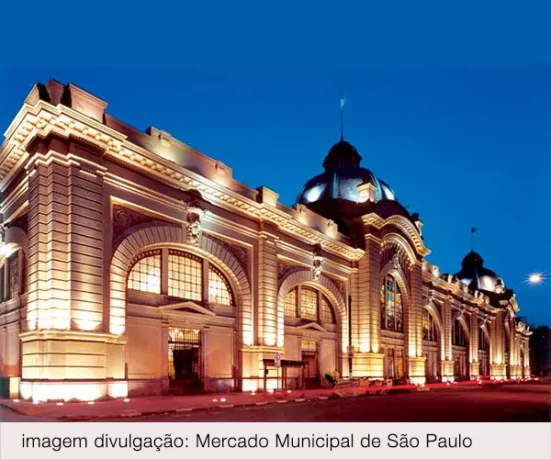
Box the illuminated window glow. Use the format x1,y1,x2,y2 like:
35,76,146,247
321,296,335,324
285,286,336,324
127,250,161,293
380,274,403,332
284,288,297,317
127,249,235,307
168,251,202,301
300,287,318,321
208,265,233,306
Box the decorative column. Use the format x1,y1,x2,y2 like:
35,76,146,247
509,317,520,379
21,136,126,403
440,295,454,382
490,311,506,379
241,188,282,392
469,311,479,380
523,339,531,377
352,234,384,377
257,222,279,348
406,261,426,384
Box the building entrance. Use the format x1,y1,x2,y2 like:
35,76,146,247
168,328,201,393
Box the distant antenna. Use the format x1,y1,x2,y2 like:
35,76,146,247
471,227,477,251
340,89,345,141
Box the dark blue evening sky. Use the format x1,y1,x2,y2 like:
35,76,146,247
1,1,550,326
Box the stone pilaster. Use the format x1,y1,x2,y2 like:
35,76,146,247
469,312,479,379
351,234,383,378
406,261,425,384
440,296,454,381
490,311,506,379
27,141,71,332
257,223,279,347
20,137,126,402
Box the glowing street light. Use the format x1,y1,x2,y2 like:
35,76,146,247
528,273,547,284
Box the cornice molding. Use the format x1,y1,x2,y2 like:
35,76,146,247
362,213,430,258
1,103,363,261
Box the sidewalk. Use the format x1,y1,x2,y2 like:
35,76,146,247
0,379,511,421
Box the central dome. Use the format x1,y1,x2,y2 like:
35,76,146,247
296,140,396,205
455,251,505,294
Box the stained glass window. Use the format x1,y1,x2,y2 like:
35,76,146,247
380,274,403,332
208,265,233,306
300,287,318,321
284,288,297,317
127,250,161,294
168,250,202,301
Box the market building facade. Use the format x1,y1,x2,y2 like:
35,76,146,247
0,80,532,402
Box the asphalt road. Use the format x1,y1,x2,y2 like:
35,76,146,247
1,384,549,422
120,384,551,422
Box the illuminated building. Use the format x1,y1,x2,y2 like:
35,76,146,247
0,80,532,401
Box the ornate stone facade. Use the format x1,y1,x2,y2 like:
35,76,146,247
0,80,532,402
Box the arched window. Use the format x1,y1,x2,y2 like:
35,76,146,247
208,265,233,306
380,274,403,332
127,249,234,306
423,309,437,341
127,250,162,294
283,286,336,324
452,319,467,347
479,329,489,351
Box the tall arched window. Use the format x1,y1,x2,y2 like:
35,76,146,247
422,309,437,341
283,285,336,325
479,329,489,351
452,319,467,347
380,274,403,332
126,249,234,306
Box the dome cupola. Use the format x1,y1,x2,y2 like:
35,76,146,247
455,250,506,293
296,139,396,206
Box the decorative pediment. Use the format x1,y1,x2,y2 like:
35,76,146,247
159,301,215,316
297,322,327,332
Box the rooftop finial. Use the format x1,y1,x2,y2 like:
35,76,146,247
471,227,477,251
340,89,345,141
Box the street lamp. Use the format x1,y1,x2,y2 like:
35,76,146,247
528,273,547,285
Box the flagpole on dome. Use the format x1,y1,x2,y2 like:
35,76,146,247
340,89,345,141
471,227,477,251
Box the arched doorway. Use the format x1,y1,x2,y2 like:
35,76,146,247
125,247,238,394
422,308,441,382
478,326,491,378
282,284,340,389
452,317,469,381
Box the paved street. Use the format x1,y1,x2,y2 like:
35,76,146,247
122,385,549,422
1,384,548,422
